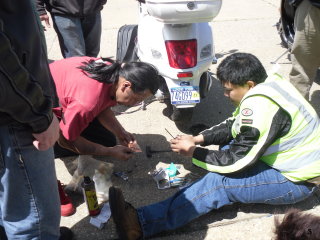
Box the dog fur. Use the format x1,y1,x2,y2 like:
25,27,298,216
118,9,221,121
64,155,114,204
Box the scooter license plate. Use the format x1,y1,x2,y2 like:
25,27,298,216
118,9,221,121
170,86,200,105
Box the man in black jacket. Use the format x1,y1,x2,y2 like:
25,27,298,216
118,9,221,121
0,1,71,239
288,0,320,100
108,53,320,240
35,0,107,58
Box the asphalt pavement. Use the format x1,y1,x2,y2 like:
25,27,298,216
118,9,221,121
47,0,320,239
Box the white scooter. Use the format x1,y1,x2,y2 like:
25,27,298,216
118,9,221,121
136,0,222,122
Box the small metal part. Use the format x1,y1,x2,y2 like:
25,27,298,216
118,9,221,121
113,171,128,181
165,128,175,139
270,49,289,64
145,145,172,158
187,2,195,10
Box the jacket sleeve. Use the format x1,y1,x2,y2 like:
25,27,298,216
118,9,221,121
199,117,235,146
35,0,47,16
0,1,54,133
192,96,291,174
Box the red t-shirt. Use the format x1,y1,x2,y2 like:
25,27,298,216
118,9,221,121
50,56,117,141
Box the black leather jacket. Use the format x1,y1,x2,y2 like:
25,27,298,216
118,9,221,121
193,109,291,173
0,0,55,133
288,0,320,8
36,0,107,17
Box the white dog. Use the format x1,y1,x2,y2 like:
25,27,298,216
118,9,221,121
64,155,114,204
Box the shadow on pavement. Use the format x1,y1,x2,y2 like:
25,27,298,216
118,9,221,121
167,74,235,134
191,74,235,128
70,183,320,240
67,82,320,239
310,89,320,117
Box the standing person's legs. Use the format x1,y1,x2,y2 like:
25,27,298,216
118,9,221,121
137,161,316,237
81,12,102,57
0,123,60,240
289,0,320,99
51,14,86,58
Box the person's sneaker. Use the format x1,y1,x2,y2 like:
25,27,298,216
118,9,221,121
57,180,75,217
59,227,73,240
109,187,142,240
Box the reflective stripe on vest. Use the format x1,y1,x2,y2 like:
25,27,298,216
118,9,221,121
262,81,320,156
243,73,320,181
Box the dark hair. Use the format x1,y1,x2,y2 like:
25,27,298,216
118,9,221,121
217,53,267,86
78,58,160,95
274,209,320,240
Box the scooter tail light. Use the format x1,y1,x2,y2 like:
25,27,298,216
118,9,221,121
165,39,197,69
177,72,193,78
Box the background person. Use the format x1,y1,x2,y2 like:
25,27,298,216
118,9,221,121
109,52,320,240
288,0,320,100
35,0,107,58
0,0,72,239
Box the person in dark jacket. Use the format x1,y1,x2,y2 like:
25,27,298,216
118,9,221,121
108,53,320,240
35,0,107,58
0,0,72,239
288,0,320,100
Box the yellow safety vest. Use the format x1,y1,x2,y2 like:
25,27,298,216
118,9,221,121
240,73,320,182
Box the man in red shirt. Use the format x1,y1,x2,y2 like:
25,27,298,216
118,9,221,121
50,56,160,160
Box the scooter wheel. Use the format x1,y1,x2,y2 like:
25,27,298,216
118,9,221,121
170,107,194,122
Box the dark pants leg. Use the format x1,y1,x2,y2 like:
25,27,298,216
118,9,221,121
54,119,116,158
51,14,85,58
81,12,102,57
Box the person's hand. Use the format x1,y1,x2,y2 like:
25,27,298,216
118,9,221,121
117,130,135,146
32,115,59,151
39,14,51,29
110,145,134,161
128,140,142,152
170,135,196,157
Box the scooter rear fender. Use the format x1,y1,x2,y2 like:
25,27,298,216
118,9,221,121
137,7,215,108
137,15,215,79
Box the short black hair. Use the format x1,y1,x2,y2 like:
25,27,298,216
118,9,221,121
217,52,267,86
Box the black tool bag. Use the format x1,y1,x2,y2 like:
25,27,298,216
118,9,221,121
116,24,138,62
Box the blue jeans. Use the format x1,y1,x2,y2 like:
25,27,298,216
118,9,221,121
137,161,316,237
0,123,60,239
52,13,102,58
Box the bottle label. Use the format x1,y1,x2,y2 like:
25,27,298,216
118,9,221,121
84,190,99,211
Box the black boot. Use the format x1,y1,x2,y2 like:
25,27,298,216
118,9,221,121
0,226,7,240
59,227,73,240
109,187,142,240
